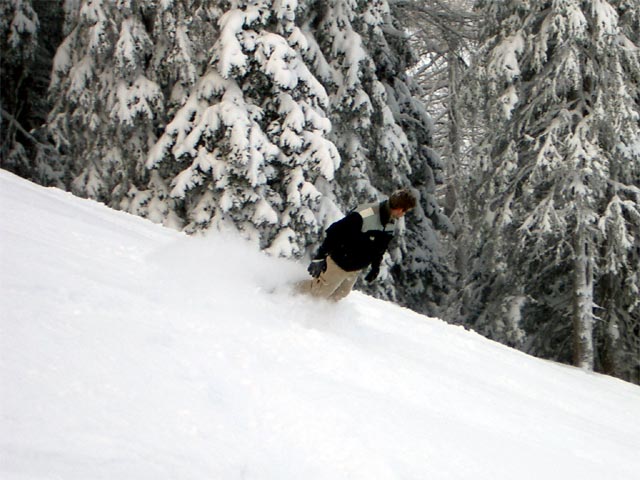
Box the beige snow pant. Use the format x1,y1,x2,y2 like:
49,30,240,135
299,256,360,302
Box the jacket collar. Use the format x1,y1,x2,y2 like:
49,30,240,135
379,200,392,226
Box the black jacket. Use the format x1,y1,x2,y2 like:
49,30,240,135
315,201,396,272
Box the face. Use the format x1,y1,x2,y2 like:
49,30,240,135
390,207,408,219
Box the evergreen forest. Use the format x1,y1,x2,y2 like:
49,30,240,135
2,0,638,384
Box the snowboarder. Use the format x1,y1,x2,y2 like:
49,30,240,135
300,188,417,301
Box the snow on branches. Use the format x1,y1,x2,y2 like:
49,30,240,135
149,2,339,253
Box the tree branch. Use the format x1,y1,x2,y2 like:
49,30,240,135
1,108,40,145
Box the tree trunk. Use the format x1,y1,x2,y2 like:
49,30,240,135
600,274,622,377
573,226,595,370
444,45,461,219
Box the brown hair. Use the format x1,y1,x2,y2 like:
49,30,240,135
389,188,417,211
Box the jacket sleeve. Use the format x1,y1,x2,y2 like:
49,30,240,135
313,212,363,259
368,246,385,273
368,232,393,272
369,253,383,272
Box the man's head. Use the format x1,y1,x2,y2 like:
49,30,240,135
389,188,417,219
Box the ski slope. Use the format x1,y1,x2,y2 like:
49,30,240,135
1,169,639,479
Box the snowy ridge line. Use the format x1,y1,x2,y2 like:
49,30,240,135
1,169,640,480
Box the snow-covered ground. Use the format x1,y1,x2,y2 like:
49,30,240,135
1,169,639,480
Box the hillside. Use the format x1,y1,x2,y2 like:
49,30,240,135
1,169,639,479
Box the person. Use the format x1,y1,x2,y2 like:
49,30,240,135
301,188,417,301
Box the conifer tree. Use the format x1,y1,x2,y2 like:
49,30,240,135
147,0,341,254
1,0,41,178
2,0,68,187
121,0,219,226
597,0,640,382
460,0,640,378
47,0,169,221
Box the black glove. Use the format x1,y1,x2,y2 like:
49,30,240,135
365,265,379,283
308,258,327,278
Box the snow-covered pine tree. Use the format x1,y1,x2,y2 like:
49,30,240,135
121,0,219,226
0,0,49,181
1,0,76,188
47,0,165,215
460,0,640,378
308,0,451,313
597,0,640,382
148,0,341,255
